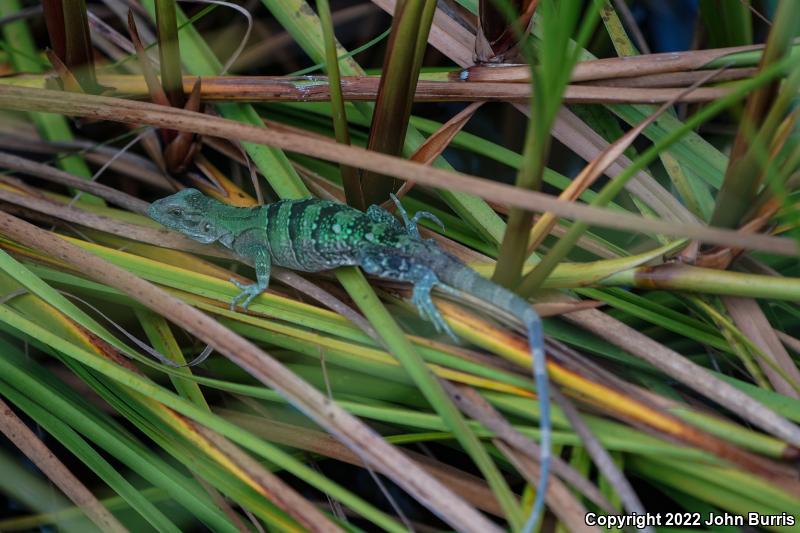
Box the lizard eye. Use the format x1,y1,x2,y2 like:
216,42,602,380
203,223,212,232
168,207,183,217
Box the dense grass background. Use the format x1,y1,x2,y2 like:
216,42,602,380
0,1,799,532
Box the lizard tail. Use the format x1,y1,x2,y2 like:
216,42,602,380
438,260,551,531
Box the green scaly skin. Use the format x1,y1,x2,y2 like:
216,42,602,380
148,188,551,526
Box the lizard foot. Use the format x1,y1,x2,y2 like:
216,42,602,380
229,278,266,311
412,272,459,342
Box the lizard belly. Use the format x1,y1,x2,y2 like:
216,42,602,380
267,241,359,271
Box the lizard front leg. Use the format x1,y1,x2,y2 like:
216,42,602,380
230,246,271,310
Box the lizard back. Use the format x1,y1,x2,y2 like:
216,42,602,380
258,198,409,271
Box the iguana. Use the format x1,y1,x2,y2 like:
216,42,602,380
148,188,551,527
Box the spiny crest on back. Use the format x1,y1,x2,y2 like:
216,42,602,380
148,188,224,244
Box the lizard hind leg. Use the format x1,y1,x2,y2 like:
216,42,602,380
411,270,459,342
359,247,458,341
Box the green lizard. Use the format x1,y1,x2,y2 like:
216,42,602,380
148,188,551,527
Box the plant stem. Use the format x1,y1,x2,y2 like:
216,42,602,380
155,0,185,107
316,0,362,207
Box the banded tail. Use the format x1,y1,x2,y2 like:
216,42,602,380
438,258,551,530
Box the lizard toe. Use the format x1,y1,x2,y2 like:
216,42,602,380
241,291,259,310
229,293,245,311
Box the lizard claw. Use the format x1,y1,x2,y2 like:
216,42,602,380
411,211,446,235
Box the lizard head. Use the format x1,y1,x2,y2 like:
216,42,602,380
148,188,225,244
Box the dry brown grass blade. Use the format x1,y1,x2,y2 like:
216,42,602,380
220,409,505,517
411,101,483,166
0,85,795,255
78,74,731,103
495,440,597,533
127,9,170,108
551,108,698,223
0,134,170,190
189,422,342,532
385,101,483,206
0,151,151,213
0,209,501,533
778,332,800,355
549,387,653,533
723,296,800,398
0,395,128,533
563,305,800,448
460,43,766,82
584,67,756,88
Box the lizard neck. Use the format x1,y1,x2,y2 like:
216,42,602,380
209,203,265,246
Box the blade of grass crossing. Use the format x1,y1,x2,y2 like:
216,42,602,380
493,0,602,286
315,0,361,207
